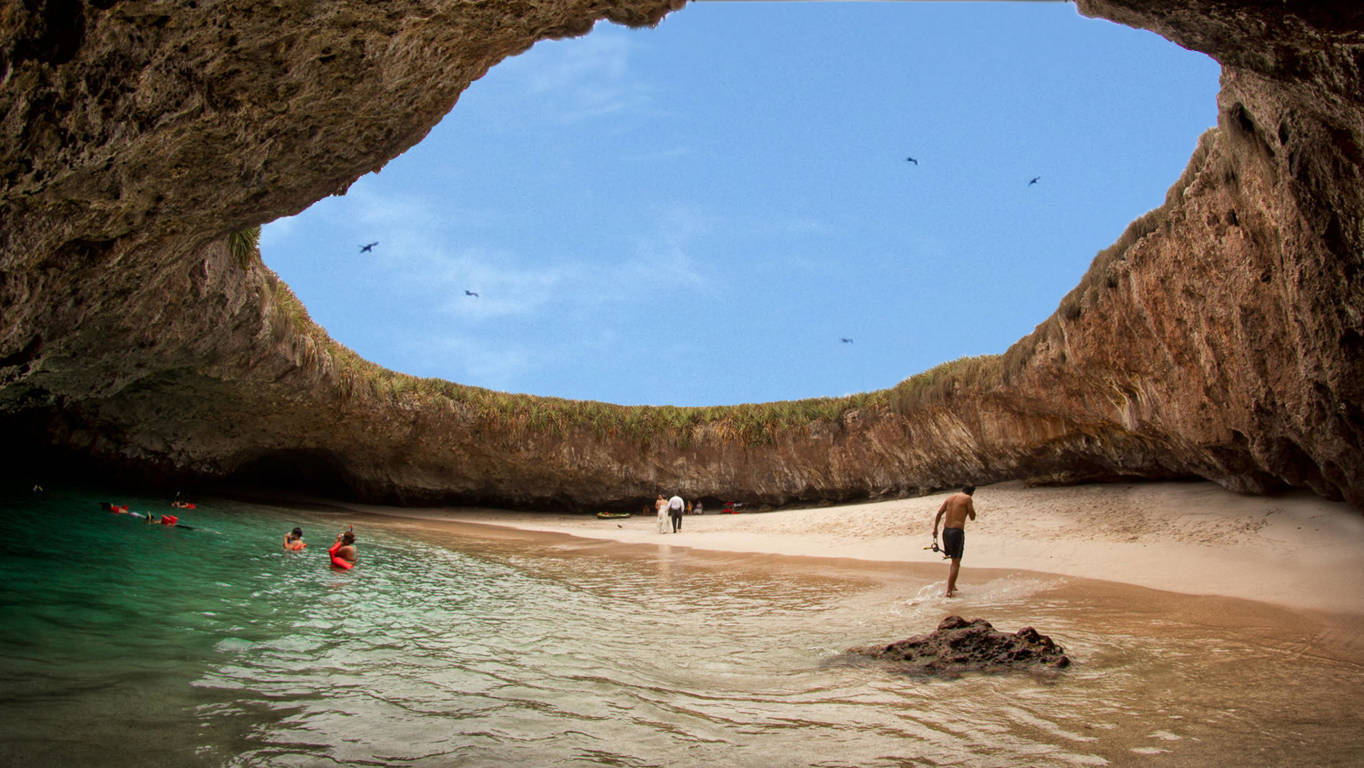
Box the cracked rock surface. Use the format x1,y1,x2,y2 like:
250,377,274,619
848,615,1072,675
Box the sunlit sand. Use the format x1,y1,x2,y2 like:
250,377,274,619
349,480,1364,617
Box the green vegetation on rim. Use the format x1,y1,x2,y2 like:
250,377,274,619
1000,128,1217,381
260,259,1005,445
229,225,261,270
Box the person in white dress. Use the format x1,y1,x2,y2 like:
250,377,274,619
655,494,669,534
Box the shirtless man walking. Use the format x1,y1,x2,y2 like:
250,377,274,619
932,485,976,597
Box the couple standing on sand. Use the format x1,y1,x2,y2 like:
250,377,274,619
655,493,685,534
932,485,976,598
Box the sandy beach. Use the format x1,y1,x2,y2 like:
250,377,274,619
347,480,1364,618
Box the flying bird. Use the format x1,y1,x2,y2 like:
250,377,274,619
359,241,379,252
464,290,479,297
1027,177,1041,186
841,338,854,344
905,156,918,165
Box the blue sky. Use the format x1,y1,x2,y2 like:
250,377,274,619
261,1,1220,406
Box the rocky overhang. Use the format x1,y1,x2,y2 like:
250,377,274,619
0,0,1360,510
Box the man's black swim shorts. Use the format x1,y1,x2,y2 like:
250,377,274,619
941,527,965,559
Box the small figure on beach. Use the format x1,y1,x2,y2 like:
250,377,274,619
933,485,976,597
693,500,703,515
284,527,307,551
655,494,669,534
668,494,685,533
329,527,357,569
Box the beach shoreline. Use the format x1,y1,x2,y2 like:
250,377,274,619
335,480,1364,620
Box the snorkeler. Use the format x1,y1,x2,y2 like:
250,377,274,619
143,511,192,529
283,527,307,551
328,527,357,570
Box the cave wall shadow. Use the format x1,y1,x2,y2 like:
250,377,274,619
218,449,362,502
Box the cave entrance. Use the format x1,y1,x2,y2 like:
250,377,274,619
226,449,358,499
260,1,1219,408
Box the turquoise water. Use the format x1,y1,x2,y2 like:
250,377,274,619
3,489,1363,767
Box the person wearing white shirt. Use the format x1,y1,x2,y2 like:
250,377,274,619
667,494,685,533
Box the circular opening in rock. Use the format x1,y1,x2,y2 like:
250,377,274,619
261,2,1219,407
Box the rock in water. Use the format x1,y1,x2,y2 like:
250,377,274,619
850,616,1070,675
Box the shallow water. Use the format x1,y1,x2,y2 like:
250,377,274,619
2,490,1362,767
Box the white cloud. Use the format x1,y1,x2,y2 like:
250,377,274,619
366,194,718,318
616,206,711,294
396,331,536,393
496,25,652,124
410,246,579,320
263,154,729,395
361,197,724,390
259,213,300,247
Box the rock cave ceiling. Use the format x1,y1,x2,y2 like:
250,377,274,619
0,0,1360,510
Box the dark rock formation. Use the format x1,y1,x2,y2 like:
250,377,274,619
849,615,1071,675
0,1,1361,509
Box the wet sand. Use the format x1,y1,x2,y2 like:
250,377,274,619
256,487,1364,764
344,480,1364,616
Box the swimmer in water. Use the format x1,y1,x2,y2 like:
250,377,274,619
283,527,307,551
328,528,357,569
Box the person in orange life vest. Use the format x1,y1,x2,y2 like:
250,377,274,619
329,528,357,569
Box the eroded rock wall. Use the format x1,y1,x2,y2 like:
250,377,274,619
0,0,1360,509
1061,0,1364,504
